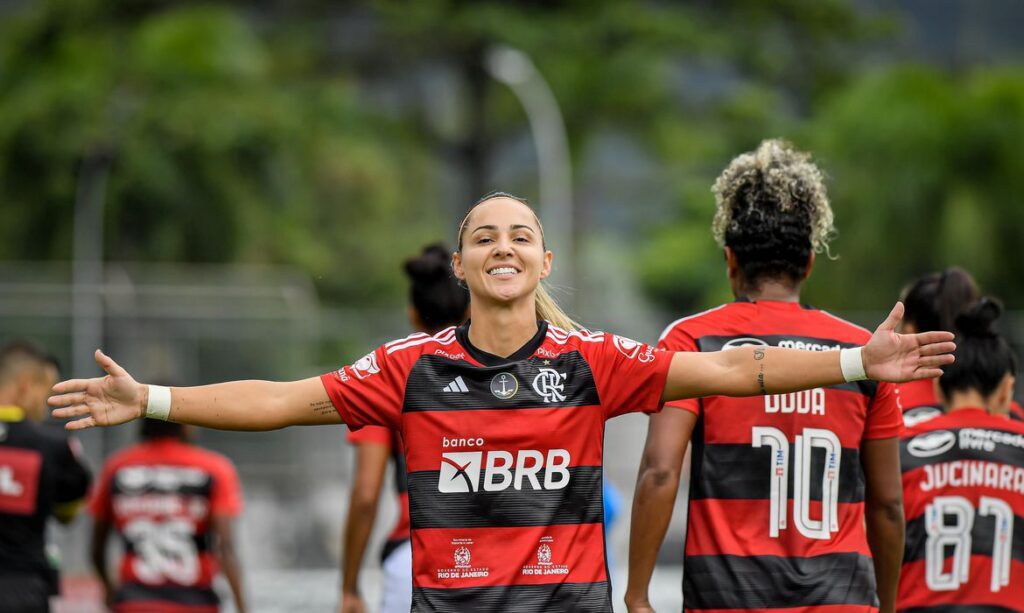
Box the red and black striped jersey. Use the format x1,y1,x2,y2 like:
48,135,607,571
898,409,1024,613
321,321,671,612
347,426,410,561
898,378,1024,427
657,299,902,613
89,438,243,613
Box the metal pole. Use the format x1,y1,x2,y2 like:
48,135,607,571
71,153,110,379
485,46,574,304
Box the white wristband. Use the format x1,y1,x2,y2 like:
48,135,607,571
839,347,868,382
145,385,172,421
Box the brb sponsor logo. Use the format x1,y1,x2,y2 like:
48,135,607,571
438,438,571,493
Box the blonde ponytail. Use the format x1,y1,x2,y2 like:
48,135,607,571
536,283,579,331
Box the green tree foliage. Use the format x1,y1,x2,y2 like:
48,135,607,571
806,66,1024,308
3,1,1018,317
639,65,1024,313
0,1,441,304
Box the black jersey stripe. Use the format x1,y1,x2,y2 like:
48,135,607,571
904,512,1024,564
408,466,603,529
682,552,878,610
900,430,1024,473
899,607,1022,613
403,353,600,413
412,581,611,612
118,583,219,607
123,532,212,555
688,443,865,503
696,333,857,353
695,334,878,397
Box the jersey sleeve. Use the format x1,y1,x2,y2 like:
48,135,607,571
209,456,243,517
320,344,408,431
87,461,115,521
347,425,393,448
589,333,673,419
656,324,700,416
864,381,904,440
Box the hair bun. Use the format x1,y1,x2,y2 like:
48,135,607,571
954,297,1003,338
405,243,452,281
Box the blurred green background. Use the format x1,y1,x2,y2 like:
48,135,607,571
4,0,1022,325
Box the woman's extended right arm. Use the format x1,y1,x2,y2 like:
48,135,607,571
49,350,341,431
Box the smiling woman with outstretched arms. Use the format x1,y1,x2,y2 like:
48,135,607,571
50,193,953,613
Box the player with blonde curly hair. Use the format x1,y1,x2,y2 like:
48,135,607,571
628,139,907,613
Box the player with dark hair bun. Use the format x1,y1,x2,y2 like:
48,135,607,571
403,243,470,333
898,299,1024,611
898,268,1023,425
340,244,467,613
902,267,980,336
628,140,907,613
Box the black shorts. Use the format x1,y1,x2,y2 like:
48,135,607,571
0,573,51,613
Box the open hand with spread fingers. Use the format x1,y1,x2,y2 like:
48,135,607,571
48,349,146,430
862,302,956,382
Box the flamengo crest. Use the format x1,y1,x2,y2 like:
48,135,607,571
532,368,567,403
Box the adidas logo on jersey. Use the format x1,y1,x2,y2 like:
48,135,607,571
443,376,469,393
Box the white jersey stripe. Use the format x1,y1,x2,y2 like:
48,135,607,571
545,330,604,345
386,328,458,355
384,332,429,349
657,304,730,343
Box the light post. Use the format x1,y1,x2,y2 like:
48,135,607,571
484,46,574,302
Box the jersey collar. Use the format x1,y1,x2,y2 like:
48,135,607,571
735,296,814,310
0,405,26,422
455,320,549,367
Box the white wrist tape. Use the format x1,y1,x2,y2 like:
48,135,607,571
839,347,868,382
145,384,172,421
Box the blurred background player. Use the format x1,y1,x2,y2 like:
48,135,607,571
626,140,906,613
900,267,1024,426
0,340,91,613
897,298,1023,611
339,243,468,613
90,418,246,613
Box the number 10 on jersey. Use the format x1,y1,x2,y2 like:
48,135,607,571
752,426,842,541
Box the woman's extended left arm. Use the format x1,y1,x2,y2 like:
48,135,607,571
662,302,956,402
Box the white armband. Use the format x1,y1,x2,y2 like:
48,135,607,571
839,347,868,382
145,384,172,421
